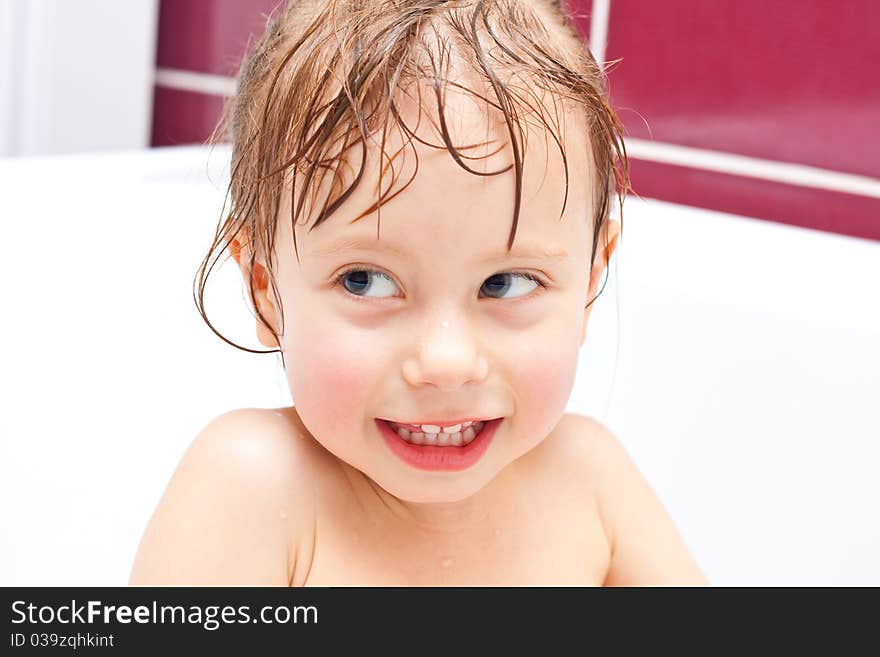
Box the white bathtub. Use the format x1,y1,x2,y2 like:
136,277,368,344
1,145,878,585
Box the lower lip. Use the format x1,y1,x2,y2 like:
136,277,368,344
376,418,502,472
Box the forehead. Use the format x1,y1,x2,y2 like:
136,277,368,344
284,75,595,263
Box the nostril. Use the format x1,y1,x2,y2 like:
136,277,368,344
400,334,489,390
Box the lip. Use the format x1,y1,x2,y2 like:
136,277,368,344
376,417,502,472
382,418,491,427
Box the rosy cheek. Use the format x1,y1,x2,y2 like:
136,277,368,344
286,321,375,432
513,339,578,425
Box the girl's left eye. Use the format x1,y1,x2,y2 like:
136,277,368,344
479,272,544,299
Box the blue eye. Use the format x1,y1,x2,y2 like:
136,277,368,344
480,272,543,299
337,269,399,298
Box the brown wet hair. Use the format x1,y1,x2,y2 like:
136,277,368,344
195,0,631,354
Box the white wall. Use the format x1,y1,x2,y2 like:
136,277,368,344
0,0,159,156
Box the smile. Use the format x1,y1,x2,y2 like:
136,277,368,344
375,418,503,472
386,420,486,446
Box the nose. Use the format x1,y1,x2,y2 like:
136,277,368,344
401,316,489,391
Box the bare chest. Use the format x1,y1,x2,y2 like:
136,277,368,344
296,469,610,586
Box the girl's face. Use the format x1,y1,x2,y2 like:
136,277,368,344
260,97,615,506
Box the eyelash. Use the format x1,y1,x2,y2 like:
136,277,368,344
332,266,547,302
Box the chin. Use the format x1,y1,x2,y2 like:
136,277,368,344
374,468,496,505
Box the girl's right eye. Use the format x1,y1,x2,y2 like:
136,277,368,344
335,268,400,298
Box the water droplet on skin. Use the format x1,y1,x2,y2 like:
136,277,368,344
279,510,288,520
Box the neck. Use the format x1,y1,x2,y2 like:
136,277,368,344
339,459,519,536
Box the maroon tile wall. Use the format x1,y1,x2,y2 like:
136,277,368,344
150,0,879,240
601,0,879,239
627,159,880,241
156,0,280,76
604,0,880,178
151,86,227,147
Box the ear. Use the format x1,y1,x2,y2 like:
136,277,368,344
580,219,620,346
230,238,280,349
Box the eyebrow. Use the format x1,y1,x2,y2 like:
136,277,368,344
307,237,569,263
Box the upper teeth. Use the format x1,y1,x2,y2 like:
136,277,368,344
422,423,467,433
399,421,474,433
389,420,485,446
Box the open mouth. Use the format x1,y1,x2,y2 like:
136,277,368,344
384,419,487,447
375,417,503,471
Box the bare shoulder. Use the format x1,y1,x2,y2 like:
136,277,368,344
551,413,629,483
555,413,710,586
129,407,319,586
537,413,612,485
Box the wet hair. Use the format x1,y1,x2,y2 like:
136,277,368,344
195,0,631,354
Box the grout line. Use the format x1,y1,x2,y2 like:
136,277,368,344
155,67,236,96
589,0,611,69
625,137,880,200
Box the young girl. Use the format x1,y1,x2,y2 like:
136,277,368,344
130,0,708,586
